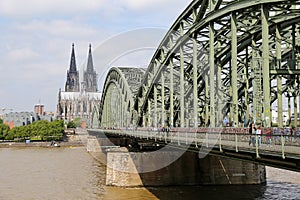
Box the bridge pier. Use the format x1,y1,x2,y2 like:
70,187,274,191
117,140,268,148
86,136,102,152
86,135,133,153
86,131,266,187
105,147,266,187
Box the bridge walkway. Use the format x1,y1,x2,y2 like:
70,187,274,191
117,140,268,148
97,128,300,172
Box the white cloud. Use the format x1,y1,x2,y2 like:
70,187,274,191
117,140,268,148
0,0,105,17
6,48,40,63
17,19,98,38
0,0,191,19
120,0,173,10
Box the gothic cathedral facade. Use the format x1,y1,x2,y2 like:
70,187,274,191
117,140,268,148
56,44,101,127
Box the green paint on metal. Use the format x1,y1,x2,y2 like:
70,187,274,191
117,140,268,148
262,4,271,127
231,11,239,126
193,34,198,128
180,23,185,128
209,21,215,127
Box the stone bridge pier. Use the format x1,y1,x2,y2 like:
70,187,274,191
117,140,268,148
87,135,266,187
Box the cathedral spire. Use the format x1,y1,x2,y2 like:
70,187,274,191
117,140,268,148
65,43,80,92
83,44,98,92
87,44,94,72
70,43,77,72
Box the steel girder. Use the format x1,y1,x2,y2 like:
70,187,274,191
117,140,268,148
97,0,300,129
134,0,300,128
91,104,100,128
98,67,145,128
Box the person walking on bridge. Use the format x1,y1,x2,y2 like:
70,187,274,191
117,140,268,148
249,123,255,146
256,125,262,147
266,128,272,147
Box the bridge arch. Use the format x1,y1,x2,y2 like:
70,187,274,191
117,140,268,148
135,0,300,128
99,67,145,128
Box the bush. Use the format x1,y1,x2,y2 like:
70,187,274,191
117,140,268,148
67,121,76,128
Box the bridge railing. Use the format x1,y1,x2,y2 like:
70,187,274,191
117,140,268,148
100,127,300,159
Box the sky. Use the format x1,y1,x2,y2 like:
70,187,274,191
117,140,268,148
0,0,192,113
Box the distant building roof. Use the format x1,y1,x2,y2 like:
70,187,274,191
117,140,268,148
60,92,101,100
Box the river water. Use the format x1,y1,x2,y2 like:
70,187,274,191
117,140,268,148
0,147,300,200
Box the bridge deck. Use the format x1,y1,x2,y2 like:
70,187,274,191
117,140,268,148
91,128,300,172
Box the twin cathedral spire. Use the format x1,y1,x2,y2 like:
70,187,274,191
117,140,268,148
65,43,98,93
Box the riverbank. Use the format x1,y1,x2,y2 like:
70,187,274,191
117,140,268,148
0,134,86,148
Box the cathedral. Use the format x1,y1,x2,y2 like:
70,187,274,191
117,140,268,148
56,44,101,127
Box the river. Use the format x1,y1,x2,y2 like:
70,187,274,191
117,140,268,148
0,147,299,200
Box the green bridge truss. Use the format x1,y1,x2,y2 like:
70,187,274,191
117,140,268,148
94,0,300,129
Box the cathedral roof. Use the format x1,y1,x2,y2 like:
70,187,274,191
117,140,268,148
60,92,101,100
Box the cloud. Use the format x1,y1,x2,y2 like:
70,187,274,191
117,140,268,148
119,0,177,10
17,19,98,38
6,48,40,63
0,0,192,19
0,0,105,17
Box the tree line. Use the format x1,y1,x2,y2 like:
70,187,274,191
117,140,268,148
0,119,64,141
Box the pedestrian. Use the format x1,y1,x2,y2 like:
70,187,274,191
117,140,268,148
166,125,170,137
249,123,254,146
256,125,262,147
266,128,272,147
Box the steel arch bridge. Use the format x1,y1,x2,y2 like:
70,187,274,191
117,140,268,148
95,0,300,129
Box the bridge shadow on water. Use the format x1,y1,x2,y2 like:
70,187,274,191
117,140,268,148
144,184,267,200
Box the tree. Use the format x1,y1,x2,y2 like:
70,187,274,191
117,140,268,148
5,119,65,141
0,123,10,140
67,121,76,128
73,117,82,127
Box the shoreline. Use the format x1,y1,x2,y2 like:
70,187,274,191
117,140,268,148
0,133,86,148
0,140,84,148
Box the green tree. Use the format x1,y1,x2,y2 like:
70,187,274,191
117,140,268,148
6,119,65,141
73,117,82,127
0,123,10,140
67,121,76,128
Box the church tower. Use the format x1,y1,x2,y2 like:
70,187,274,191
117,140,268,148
65,43,80,92
83,44,98,92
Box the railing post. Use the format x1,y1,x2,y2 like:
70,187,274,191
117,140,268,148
219,132,223,152
235,134,238,152
164,132,167,144
281,135,285,159
186,132,188,145
256,135,260,158
195,132,198,148
160,131,162,141
206,132,208,148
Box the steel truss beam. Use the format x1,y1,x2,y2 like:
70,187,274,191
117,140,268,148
98,0,300,129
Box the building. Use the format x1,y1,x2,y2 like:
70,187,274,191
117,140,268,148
34,104,45,116
56,44,101,127
3,111,54,129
